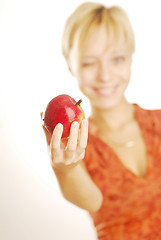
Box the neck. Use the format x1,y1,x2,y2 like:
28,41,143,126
90,97,135,132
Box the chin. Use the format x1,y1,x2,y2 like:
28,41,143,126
82,84,127,110
90,92,125,110
98,100,120,110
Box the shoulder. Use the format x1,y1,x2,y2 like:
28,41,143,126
135,104,161,131
135,104,161,119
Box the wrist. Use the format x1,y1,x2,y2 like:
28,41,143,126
52,160,81,175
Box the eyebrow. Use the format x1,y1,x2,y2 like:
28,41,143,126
81,56,96,59
81,49,128,59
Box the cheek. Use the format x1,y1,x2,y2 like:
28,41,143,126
123,71,131,83
76,73,94,97
120,65,131,83
78,68,97,86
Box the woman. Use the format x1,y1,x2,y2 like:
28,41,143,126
42,2,161,239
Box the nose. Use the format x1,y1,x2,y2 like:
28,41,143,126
98,61,113,83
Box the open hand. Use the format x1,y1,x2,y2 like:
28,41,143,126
41,115,88,172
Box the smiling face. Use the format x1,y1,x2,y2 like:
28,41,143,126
70,26,133,109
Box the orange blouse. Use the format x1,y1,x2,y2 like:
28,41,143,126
83,104,161,240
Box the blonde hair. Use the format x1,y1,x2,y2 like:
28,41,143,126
62,2,135,62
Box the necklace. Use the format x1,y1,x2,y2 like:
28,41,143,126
105,136,136,148
88,115,137,148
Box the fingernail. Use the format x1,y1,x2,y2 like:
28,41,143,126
82,118,88,126
72,121,79,127
55,123,63,131
57,123,63,128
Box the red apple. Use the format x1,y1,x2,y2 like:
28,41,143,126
43,94,85,138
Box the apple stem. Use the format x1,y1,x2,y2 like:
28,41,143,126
75,99,82,106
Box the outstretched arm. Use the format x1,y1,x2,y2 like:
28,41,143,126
42,118,103,212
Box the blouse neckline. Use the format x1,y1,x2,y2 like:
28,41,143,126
88,104,153,179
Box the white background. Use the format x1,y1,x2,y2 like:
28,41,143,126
0,0,161,240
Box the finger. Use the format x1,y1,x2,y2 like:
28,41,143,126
40,111,52,145
78,118,88,149
40,112,43,119
50,123,63,158
67,121,79,150
42,124,52,146
65,121,79,159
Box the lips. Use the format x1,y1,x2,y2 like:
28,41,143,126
93,85,119,97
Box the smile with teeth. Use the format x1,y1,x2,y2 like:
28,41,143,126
93,85,118,97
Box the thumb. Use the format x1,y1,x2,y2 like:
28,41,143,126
40,112,52,145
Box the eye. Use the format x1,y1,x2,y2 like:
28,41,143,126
81,61,96,68
114,56,125,63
